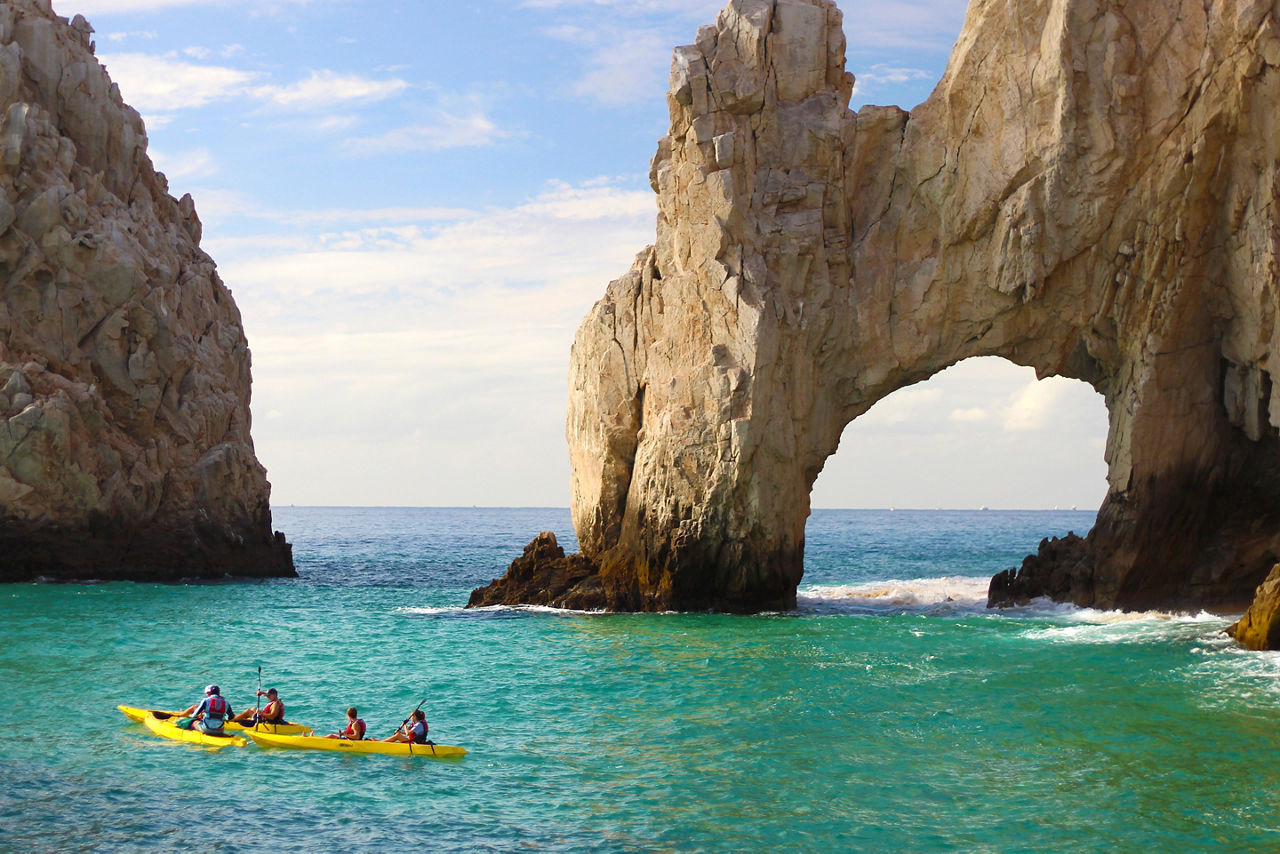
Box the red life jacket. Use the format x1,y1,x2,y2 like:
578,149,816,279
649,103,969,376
205,694,228,721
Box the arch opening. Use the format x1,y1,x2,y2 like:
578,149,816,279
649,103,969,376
801,357,1109,608
811,357,1108,512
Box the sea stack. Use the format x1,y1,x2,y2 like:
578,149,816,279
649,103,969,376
0,0,293,581
470,0,1280,617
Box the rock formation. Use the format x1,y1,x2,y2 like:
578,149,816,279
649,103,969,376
471,0,1280,614
467,532,602,610
1227,564,1280,649
0,0,292,581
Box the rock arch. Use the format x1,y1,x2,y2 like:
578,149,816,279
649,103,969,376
474,0,1280,612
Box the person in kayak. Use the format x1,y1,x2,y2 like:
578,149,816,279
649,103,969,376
231,688,285,726
176,685,235,734
325,707,365,740
383,709,431,744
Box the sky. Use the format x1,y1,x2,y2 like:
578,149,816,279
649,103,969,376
50,0,1109,510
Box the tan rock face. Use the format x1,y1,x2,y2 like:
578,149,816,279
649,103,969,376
548,0,1280,612
0,0,292,581
1227,564,1280,650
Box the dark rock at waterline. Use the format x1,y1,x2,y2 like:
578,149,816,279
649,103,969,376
988,533,1091,608
0,512,295,583
467,532,602,610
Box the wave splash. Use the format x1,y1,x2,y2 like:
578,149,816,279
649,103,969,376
798,576,1236,629
798,576,1000,617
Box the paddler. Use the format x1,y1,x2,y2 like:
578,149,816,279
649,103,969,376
231,687,286,726
324,706,366,740
176,684,235,734
383,708,431,745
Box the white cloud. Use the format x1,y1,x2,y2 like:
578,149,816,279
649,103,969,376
223,181,654,303
103,30,156,42
950,407,989,423
1003,376,1069,432
852,63,933,95
218,179,657,505
843,0,971,54
521,0,720,13
150,146,217,181
98,53,409,116
58,0,307,13
567,28,669,106
98,52,258,112
343,112,503,153
251,70,409,109
860,386,945,427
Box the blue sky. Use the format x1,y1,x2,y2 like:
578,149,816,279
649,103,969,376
53,0,1108,510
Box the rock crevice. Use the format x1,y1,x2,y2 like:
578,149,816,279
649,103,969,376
471,0,1280,614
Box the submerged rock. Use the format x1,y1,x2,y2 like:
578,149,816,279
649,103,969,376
989,533,1091,608
0,0,292,581
468,532,601,610
478,0,1280,613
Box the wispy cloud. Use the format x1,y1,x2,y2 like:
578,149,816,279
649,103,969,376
98,52,258,111
98,52,409,114
843,0,971,54
1003,376,1070,432
520,0,720,12
343,112,503,154
103,30,156,42
853,64,933,88
59,0,308,13
545,24,670,106
219,180,654,304
251,70,409,109
210,179,656,505
149,146,217,181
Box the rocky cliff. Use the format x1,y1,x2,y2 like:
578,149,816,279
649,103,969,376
0,0,292,581
471,0,1280,613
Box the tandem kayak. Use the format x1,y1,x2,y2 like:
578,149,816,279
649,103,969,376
246,730,466,758
142,713,247,748
117,705,313,736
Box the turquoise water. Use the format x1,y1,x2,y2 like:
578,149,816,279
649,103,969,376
4,508,1280,851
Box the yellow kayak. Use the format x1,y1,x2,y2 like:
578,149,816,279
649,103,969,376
142,713,247,748
118,705,313,736
246,730,466,758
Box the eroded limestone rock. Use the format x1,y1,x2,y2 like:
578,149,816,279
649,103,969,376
0,0,292,581
471,0,1280,613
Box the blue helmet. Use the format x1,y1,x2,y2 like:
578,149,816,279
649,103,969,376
205,684,220,695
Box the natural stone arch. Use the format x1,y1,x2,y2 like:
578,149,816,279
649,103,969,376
473,0,1280,613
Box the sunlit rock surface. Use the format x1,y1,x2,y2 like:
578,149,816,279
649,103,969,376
0,0,293,581
472,0,1280,613
1228,564,1280,650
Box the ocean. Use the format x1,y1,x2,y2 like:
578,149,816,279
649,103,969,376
3,507,1278,852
